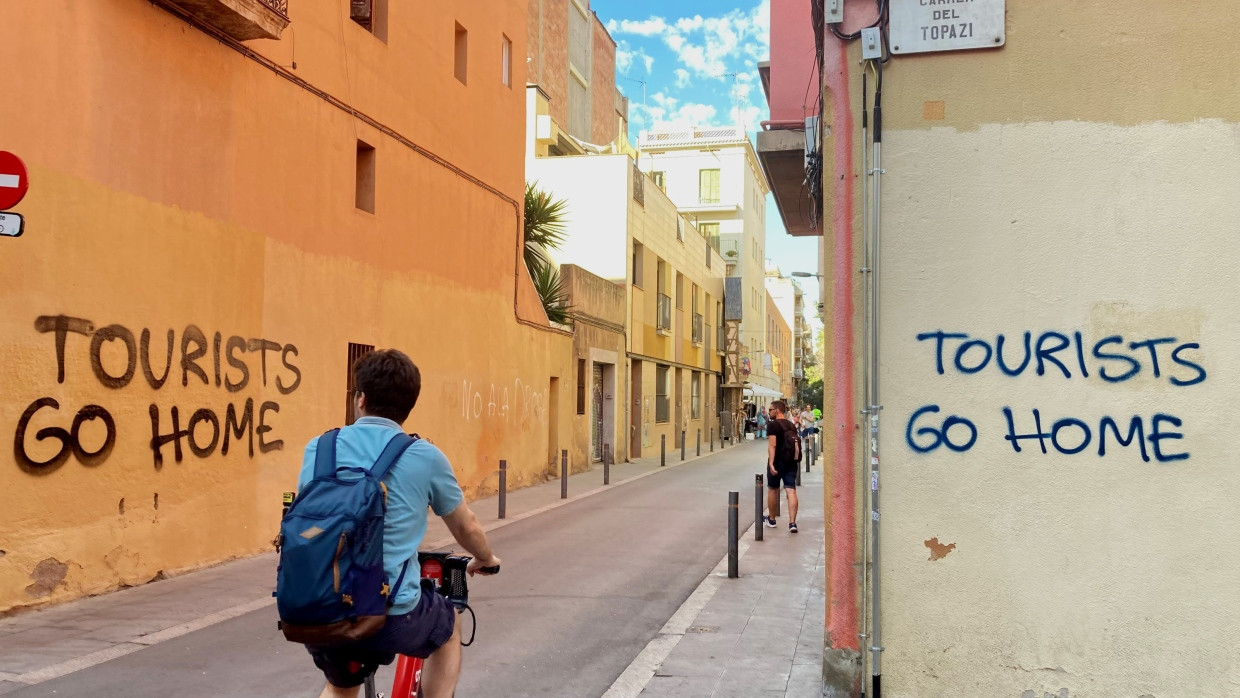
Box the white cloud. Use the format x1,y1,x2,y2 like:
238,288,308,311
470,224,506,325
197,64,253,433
615,42,634,74
675,69,691,88
608,17,669,36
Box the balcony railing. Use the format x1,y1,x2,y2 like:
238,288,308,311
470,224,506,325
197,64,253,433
692,314,704,344
657,294,672,332
170,0,290,40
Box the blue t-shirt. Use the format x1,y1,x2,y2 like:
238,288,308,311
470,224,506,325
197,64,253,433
298,417,464,615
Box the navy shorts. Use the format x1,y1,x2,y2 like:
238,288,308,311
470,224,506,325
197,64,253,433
766,465,796,489
307,583,457,688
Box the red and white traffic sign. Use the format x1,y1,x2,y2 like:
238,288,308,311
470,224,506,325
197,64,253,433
0,151,30,211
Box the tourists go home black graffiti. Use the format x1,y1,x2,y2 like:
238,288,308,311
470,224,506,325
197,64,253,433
14,315,302,474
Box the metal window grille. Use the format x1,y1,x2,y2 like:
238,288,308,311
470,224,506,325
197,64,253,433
345,343,375,425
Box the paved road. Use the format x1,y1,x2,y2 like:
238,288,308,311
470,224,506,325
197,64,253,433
9,441,768,697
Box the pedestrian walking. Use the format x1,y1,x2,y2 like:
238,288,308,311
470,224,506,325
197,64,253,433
764,400,801,533
756,406,768,438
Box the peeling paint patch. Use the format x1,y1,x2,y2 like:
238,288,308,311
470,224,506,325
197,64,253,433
25,558,69,598
118,498,125,515
923,101,946,120
924,537,956,561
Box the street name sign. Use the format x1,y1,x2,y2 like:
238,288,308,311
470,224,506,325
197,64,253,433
0,212,24,237
889,0,1005,55
0,151,30,210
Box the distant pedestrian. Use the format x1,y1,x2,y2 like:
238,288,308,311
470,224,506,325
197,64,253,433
764,400,801,533
756,407,768,438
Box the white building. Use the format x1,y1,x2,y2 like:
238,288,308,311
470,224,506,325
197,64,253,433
636,126,778,410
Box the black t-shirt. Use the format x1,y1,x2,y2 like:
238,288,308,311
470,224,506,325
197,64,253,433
769,418,800,470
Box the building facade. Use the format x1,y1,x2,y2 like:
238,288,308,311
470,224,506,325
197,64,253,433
526,132,726,461
0,1,573,612
765,266,807,401
763,1,1240,695
637,127,776,420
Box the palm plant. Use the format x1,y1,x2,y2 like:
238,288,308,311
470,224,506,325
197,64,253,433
524,182,572,325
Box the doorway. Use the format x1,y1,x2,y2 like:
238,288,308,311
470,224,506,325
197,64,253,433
674,367,684,448
631,360,642,457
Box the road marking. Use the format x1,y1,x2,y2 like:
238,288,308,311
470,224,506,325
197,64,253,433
601,522,756,698
131,597,275,645
8,643,146,684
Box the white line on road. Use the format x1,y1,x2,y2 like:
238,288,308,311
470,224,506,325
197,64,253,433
131,597,276,645
601,523,756,698
9,643,146,684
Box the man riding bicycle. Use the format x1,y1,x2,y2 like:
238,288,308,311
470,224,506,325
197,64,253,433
298,349,501,698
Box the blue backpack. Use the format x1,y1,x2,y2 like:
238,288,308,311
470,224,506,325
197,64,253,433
276,429,418,646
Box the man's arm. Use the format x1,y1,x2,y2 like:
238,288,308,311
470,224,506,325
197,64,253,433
767,433,778,475
441,503,502,575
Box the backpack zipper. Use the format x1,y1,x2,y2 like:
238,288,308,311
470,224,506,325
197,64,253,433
333,532,347,594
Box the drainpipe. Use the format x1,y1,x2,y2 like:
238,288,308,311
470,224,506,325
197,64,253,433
868,59,885,698
858,64,871,698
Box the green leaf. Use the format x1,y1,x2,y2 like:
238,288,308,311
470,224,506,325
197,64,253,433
531,262,573,326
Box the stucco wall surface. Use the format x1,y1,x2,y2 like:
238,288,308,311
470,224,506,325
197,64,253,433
876,117,1240,697
0,0,573,613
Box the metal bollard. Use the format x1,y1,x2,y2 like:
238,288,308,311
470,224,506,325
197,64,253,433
603,443,611,485
561,449,568,499
754,474,764,542
710,428,715,452
661,434,666,467
696,429,701,457
498,460,507,520
727,491,739,578
681,430,686,461
807,440,812,472
796,465,802,487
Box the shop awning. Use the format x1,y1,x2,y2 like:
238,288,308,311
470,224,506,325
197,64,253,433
745,384,783,399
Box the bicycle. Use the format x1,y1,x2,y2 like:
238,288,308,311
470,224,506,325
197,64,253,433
362,551,500,698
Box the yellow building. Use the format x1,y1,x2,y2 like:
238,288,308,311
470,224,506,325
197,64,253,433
761,1,1240,695
764,292,795,402
0,1,573,612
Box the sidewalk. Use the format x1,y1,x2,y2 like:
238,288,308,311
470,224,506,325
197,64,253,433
608,460,826,698
0,437,759,694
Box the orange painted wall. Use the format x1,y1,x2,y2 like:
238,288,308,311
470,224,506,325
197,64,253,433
0,1,572,612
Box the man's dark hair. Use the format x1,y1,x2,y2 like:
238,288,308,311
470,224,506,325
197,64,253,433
352,349,421,423
771,400,787,416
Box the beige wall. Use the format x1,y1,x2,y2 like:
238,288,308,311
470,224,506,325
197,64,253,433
823,0,1240,695
562,265,628,467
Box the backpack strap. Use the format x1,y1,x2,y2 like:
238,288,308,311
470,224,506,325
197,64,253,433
370,432,419,482
312,429,341,479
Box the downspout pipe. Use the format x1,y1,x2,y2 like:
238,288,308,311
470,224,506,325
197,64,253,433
868,58,884,698
858,64,871,698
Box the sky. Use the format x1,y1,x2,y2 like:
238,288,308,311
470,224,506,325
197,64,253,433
591,0,823,319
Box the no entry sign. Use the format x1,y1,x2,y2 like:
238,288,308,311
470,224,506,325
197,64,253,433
0,151,30,210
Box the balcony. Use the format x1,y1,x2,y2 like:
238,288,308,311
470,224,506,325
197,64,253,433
717,324,726,355
755,0,822,237
692,314,704,345
166,0,290,40
657,294,672,335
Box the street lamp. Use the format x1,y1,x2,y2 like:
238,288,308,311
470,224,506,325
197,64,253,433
790,271,821,278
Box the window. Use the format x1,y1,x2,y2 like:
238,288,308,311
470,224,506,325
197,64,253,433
699,169,720,204
692,285,703,344
632,242,645,287
652,171,666,192
676,217,684,242
356,140,376,213
656,366,670,423
691,372,701,419
345,343,375,425
675,272,684,309
350,0,387,40
657,260,671,331
576,359,586,415
501,35,512,87
454,22,469,85
700,222,720,252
